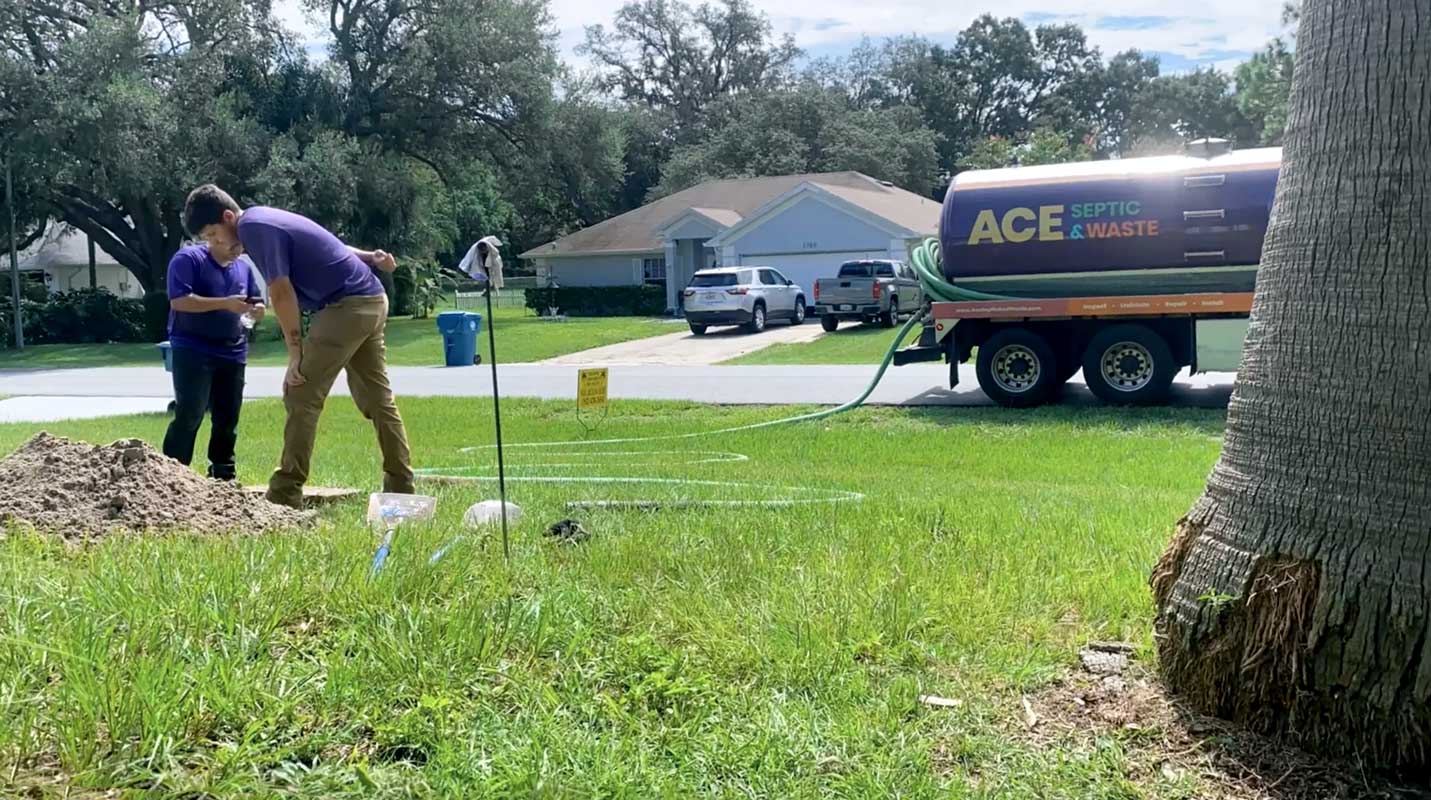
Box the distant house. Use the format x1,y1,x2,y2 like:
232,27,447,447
16,223,143,299
521,172,942,313
15,223,268,301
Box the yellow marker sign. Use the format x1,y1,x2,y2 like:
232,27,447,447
577,368,609,409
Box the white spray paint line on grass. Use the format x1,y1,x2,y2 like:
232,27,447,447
415,449,862,510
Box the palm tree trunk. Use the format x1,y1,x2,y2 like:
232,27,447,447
1150,0,1431,767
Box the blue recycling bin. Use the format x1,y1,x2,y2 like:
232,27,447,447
435,311,482,367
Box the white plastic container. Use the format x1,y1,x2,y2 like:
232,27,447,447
463,500,522,527
367,492,437,528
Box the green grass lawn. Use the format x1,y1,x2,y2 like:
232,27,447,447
0,399,1229,797
726,321,924,365
0,307,675,370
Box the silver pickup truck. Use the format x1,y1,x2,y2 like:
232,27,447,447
813,260,923,331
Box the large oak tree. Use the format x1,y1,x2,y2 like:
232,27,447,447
2,0,557,296
1,0,278,293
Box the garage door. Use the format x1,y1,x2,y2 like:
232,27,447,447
739,251,886,295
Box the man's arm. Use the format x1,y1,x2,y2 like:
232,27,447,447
349,246,398,273
171,294,252,313
268,276,305,386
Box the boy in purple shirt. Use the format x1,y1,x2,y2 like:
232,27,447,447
162,245,264,480
181,184,414,508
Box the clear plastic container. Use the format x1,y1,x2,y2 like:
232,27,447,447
463,500,522,527
367,492,437,528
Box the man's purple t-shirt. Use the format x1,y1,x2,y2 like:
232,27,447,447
236,206,383,312
167,245,262,363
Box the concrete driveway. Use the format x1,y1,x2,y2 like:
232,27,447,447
542,321,825,366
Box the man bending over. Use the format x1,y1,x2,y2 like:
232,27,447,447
182,184,414,508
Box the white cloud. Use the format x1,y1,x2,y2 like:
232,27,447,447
272,0,319,38
273,0,1288,72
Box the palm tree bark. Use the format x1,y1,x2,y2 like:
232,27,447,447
1150,0,1431,767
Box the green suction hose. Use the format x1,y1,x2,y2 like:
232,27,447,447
416,306,929,517
414,239,1023,517
450,306,933,454
453,239,1006,453
909,238,1016,302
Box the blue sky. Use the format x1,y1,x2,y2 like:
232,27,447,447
276,0,1289,76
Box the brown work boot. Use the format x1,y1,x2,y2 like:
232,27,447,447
265,485,304,510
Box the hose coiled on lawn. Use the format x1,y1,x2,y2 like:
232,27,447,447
462,239,1002,450
416,240,1014,519
431,239,994,458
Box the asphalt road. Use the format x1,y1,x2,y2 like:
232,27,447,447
0,363,1235,423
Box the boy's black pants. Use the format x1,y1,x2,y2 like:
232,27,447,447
162,346,246,480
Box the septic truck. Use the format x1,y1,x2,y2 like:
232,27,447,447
896,143,1280,408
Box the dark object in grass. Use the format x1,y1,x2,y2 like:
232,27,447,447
545,518,590,544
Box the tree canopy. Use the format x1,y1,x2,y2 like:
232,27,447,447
2,0,1298,291
2,0,559,292
580,0,801,137
651,83,939,198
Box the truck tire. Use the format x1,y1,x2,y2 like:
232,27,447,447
689,323,708,336
879,298,897,328
1081,324,1177,405
821,315,839,332
745,303,767,334
976,328,1060,408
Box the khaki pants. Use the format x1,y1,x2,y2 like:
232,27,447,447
267,294,414,508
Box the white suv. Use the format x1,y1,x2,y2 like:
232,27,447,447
682,267,807,335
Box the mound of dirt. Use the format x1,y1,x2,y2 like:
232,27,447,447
0,432,310,540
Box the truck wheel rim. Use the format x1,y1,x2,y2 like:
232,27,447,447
992,345,1041,393
1101,342,1154,392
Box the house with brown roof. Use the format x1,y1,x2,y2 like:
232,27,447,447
520,172,941,313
